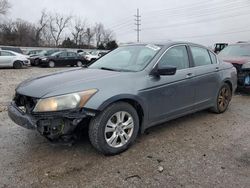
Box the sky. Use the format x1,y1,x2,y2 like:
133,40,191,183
5,0,250,46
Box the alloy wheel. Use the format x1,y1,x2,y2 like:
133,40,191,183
104,111,134,148
218,86,231,111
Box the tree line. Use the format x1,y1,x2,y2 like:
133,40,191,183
0,0,118,50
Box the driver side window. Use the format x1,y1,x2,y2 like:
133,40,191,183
158,45,189,70
58,52,68,57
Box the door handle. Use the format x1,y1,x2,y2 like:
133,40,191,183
186,73,194,78
215,67,219,71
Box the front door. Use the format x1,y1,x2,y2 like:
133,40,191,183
142,45,196,124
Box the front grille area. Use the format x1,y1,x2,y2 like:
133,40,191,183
14,94,37,114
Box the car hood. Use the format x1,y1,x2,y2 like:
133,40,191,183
219,55,250,64
16,68,130,98
29,55,44,59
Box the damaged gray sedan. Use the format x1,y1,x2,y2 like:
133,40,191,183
8,42,237,155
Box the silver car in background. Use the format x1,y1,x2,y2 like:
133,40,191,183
0,50,30,69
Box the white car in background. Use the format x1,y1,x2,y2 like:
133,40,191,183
79,51,100,62
0,50,30,69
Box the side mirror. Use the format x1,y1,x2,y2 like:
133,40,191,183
151,65,177,76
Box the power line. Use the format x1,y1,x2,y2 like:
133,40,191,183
152,27,250,41
142,10,250,31
141,2,250,24
142,0,244,17
134,8,141,42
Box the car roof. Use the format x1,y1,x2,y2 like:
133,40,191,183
121,41,212,51
0,50,18,54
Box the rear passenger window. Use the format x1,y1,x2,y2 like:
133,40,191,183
158,46,189,70
1,51,14,56
209,51,217,64
190,46,212,67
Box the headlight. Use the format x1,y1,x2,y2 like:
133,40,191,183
33,89,97,112
242,62,250,69
41,58,48,61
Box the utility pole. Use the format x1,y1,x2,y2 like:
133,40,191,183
134,8,141,42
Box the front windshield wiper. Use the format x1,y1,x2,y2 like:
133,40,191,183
99,67,136,72
100,67,120,72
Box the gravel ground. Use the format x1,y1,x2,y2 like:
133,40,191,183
0,67,250,188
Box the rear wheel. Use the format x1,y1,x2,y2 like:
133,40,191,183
88,102,139,155
13,61,23,69
48,61,55,68
211,83,232,113
76,61,83,67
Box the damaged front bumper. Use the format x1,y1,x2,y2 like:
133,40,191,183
8,102,97,140
8,102,36,130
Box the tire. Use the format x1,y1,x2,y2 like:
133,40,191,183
89,102,139,155
76,61,83,67
211,83,232,114
13,61,23,69
34,59,40,66
48,61,55,68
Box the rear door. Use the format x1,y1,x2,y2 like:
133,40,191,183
0,51,14,66
188,45,221,109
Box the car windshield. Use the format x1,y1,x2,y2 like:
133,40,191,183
219,44,250,56
51,51,61,56
89,45,162,72
37,50,47,56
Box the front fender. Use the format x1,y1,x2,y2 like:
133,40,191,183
97,94,146,112
85,94,148,133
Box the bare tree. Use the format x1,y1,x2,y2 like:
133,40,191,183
35,10,48,46
49,13,71,46
41,27,53,46
102,29,114,45
71,18,86,46
94,23,104,47
0,19,37,46
0,0,11,15
84,27,95,48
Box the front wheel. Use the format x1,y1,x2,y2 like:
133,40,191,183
88,102,139,155
211,83,232,113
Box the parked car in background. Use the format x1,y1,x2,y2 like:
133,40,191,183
0,47,23,54
25,49,43,56
214,43,228,54
218,43,250,92
29,49,61,66
8,42,237,155
98,51,109,57
40,51,86,68
0,50,30,69
80,51,101,62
